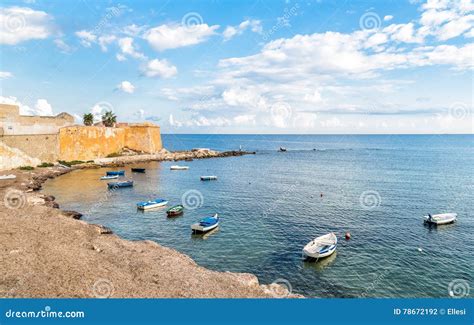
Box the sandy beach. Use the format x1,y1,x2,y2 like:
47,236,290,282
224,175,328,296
0,149,299,298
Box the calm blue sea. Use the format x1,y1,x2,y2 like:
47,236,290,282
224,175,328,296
43,135,474,297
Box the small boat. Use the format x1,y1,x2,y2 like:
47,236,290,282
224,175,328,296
137,198,168,210
100,175,118,180
0,174,16,180
131,168,146,173
200,176,217,181
106,170,125,176
302,233,337,260
424,213,457,225
170,165,189,170
166,205,184,216
279,147,287,152
107,180,133,189
191,214,219,233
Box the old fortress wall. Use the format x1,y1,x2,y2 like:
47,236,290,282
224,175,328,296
0,104,162,170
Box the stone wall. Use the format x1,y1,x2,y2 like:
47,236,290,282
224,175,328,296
58,124,162,161
0,104,75,135
0,142,41,170
0,134,59,162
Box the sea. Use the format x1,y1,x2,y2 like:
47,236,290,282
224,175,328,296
43,134,474,298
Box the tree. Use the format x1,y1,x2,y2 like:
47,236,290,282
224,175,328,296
101,111,117,127
83,113,94,126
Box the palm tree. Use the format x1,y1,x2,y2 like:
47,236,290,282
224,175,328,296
101,111,117,127
83,113,94,126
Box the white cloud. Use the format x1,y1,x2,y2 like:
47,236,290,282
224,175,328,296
140,58,177,78
0,71,13,79
143,23,219,51
0,7,55,45
54,39,73,53
384,15,394,21
223,19,262,41
117,37,146,60
98,35,116,52
117,80,135,93
75,30,96,47
0,96,53,116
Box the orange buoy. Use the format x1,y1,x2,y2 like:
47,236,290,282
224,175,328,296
345,232,351,240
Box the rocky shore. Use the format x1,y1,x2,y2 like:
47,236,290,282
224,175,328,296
0,149,300,298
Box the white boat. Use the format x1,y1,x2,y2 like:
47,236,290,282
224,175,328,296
191,214,219,233
302,233,337,259
0,174,16,180
424,213,457,225
137,198,168,210
170,165,189,170
100,175,119,180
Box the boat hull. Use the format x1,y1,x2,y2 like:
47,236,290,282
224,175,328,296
200,176,217,181
107,181,133,188
303,244,337,259
106,170,125,176
100,175,118,180
424,213,457,225
137,200,168,210
170,166,189,170
191,222,219,233
131,168,146,173
302,233,338,260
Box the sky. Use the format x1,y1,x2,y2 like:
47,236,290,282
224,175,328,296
0,0,473,134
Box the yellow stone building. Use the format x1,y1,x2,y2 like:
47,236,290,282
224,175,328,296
0,104,162,169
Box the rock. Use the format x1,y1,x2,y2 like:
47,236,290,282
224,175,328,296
45,201,60,209
92,224,113,235
61,210,83,220
43,195,55,202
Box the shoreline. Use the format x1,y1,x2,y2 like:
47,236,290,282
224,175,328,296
0,149,301,298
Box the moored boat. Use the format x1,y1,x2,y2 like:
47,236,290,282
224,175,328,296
106,170,125,176
170,165,189,170
200,175,217,181
137,198,168,210
107,180,133,189
302,233,337,260
424,213,457,225
279,147,287,152
100,175,118,180
191,214,219,233
131,168,146,173
166,205,184,216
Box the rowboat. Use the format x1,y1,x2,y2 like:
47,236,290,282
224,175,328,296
106,170,125,176
191,214,219,233
166,205,184,216
170,165,189,170
424,213,457,225
137,198,168,210
200,176,217,181
131,168,146,173
100,175,118,180
279,147,287,152
0,174,16,180
107,180,133,189
302,233,337,260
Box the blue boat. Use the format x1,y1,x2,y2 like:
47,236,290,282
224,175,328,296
106,170,125,176
136,198,168,210
191,214,219,233
107,180,133,189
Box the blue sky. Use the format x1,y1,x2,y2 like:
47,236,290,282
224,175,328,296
0,0,473,133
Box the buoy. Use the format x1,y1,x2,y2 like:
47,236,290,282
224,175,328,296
417,247,423,252
345,232,351,240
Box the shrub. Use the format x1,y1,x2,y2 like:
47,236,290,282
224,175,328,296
58,160,85,167
19,166,34,170
38,162,54,168
106,152,121,158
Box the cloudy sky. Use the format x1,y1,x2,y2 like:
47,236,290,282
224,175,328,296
0,0,473,133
